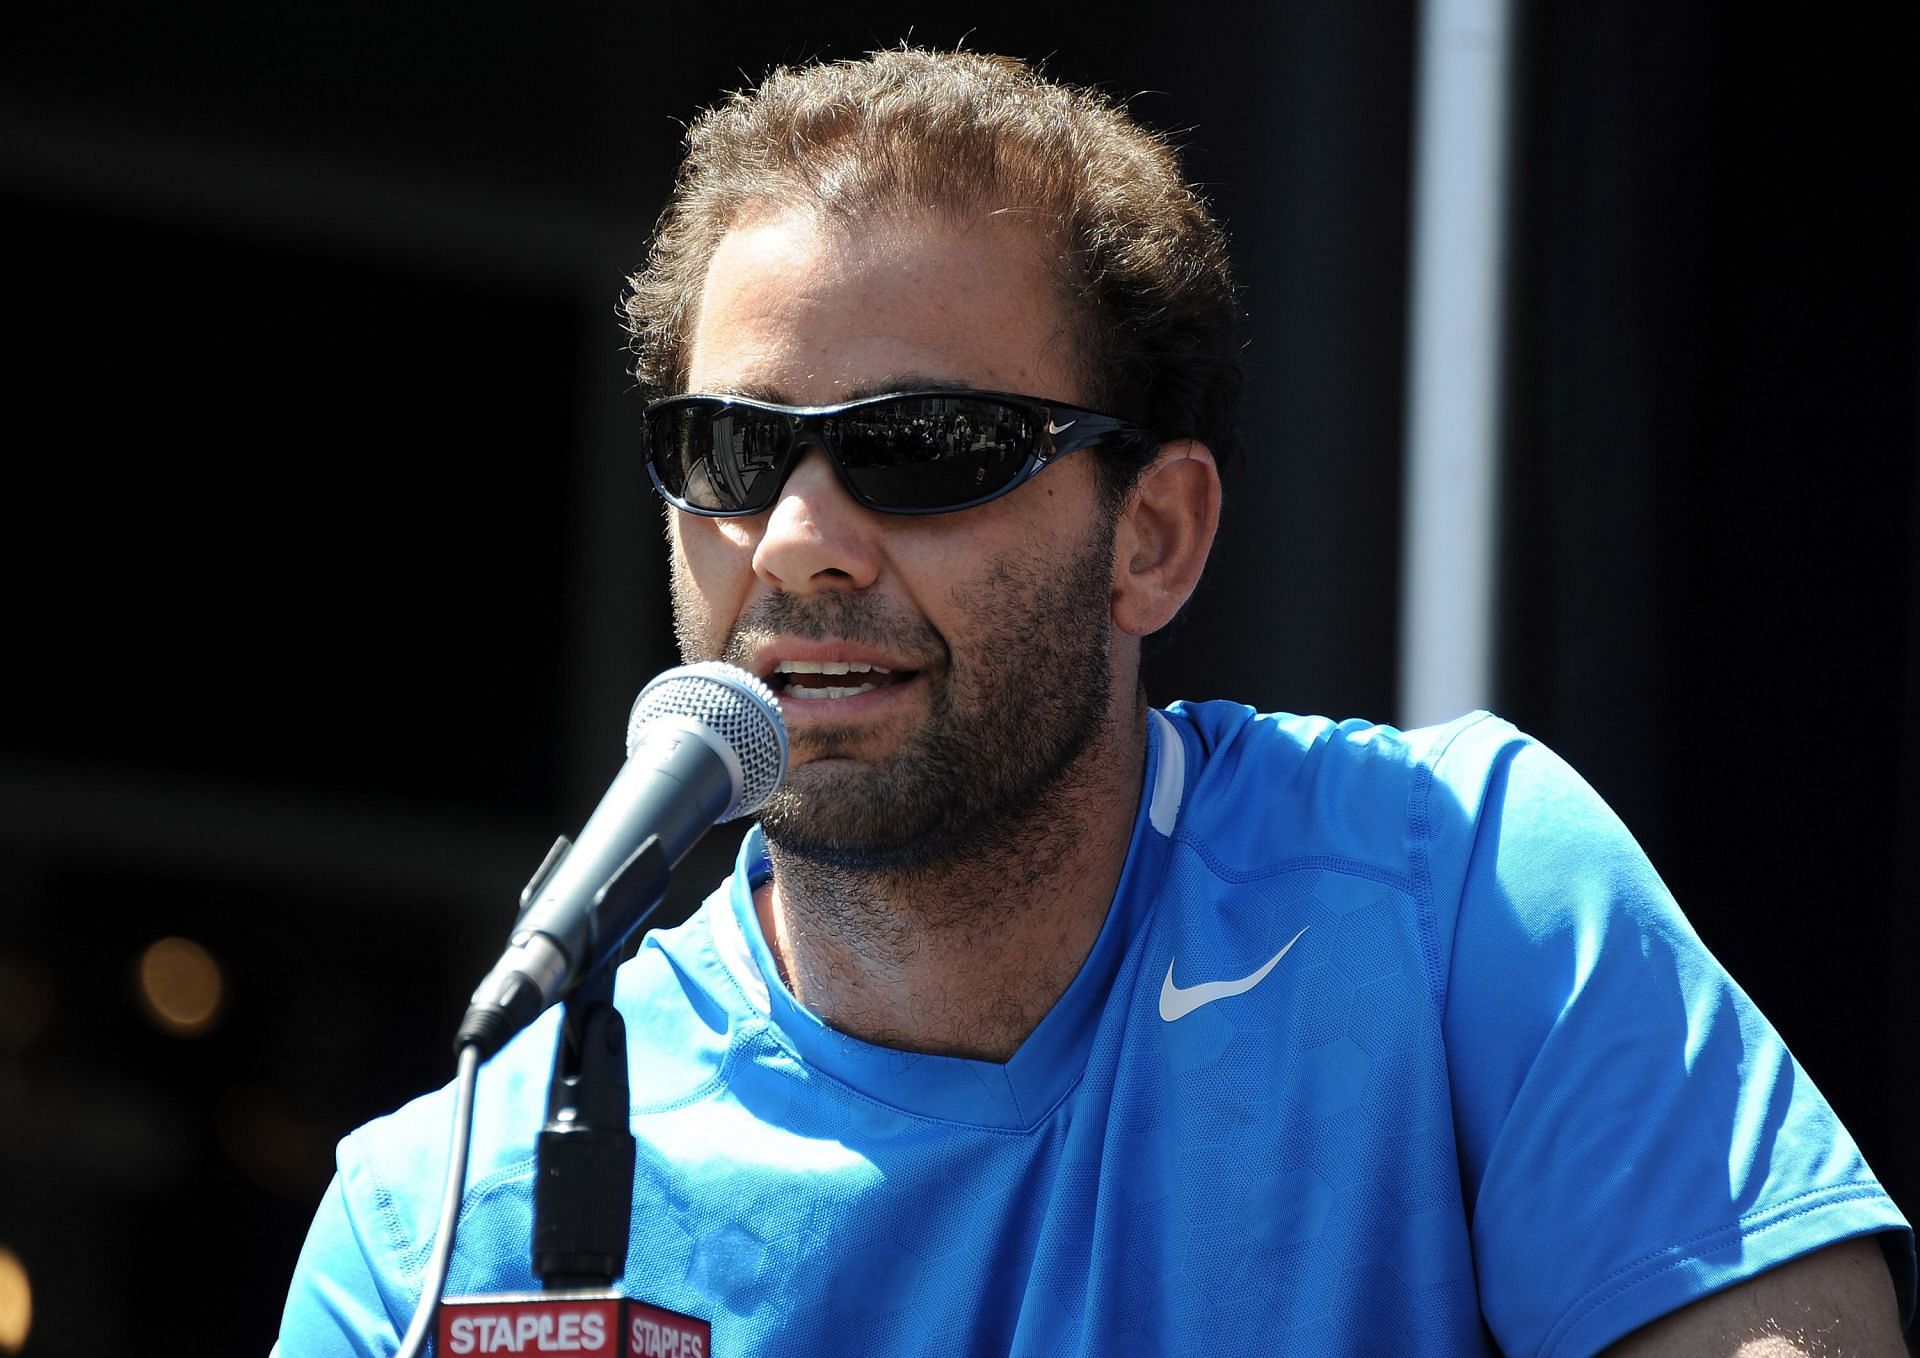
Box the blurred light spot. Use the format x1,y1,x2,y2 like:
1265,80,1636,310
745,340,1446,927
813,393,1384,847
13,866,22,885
135,937,224,1036
0,1245,29,1353
0,956,55,1054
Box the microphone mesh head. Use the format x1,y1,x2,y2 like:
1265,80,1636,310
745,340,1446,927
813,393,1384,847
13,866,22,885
628,662,788,818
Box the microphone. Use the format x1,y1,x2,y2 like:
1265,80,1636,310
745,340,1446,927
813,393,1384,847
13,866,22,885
455,661,786,1058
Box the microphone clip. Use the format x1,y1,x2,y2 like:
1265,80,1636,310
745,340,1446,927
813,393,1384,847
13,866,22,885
456,834,671,1061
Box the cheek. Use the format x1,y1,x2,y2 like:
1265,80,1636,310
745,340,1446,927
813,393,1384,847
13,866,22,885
667,518,756,659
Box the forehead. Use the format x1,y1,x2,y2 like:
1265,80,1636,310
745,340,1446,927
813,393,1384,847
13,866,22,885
685,207,1085,408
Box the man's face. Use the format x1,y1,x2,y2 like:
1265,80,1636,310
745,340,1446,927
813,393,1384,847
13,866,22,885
667,207,1126,870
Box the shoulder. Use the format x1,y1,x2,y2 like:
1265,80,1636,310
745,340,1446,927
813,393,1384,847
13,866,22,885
328,902,739,1277
1160,698,1540,876
1155,700,1655,1006
280,902,748,1346
326,1007,556,1280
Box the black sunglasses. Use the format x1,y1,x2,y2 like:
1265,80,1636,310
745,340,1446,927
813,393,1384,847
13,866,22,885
643,389,1150,516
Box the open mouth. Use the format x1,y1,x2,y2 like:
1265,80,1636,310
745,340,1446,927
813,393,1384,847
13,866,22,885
769,659,914,702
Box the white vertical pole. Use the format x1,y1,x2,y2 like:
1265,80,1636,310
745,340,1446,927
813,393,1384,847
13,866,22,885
1398,0,1516,728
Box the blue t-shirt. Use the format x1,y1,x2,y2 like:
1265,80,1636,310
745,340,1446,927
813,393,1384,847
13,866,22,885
277,705,1913,1356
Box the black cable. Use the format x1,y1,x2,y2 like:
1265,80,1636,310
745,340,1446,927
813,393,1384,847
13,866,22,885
395,1042,483,1358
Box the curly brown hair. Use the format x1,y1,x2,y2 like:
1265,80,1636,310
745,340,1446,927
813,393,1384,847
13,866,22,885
623,47,1242,502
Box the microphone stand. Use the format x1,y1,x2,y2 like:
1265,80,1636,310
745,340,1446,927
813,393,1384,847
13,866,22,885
425,828,722,1355
534,961,635,1291
425,957,662,1357
530,830,678,1288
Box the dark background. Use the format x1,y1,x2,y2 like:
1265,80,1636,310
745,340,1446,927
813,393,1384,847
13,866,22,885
1,3,1914,1353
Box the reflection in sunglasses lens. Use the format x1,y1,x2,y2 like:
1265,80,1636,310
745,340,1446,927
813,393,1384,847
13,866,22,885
650,391,1098,515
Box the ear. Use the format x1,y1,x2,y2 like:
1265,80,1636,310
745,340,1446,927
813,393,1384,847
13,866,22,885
1110,440,1221,637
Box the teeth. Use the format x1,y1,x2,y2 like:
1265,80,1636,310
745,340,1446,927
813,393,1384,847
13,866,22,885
773,660,892,675
783,683,880,701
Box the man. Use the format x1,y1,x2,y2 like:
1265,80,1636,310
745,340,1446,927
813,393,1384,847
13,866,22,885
278,49,1913,1355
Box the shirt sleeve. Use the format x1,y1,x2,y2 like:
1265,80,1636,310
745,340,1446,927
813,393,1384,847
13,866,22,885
275,1155,413,1357
1431,723,1913,1358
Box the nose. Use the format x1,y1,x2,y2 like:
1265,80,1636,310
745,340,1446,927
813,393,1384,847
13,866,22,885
751,445,884,594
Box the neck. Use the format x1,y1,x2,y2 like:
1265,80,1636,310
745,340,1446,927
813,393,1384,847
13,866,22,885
754,698,1149,1062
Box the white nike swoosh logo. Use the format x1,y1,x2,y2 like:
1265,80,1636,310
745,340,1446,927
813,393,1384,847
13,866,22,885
1047,418,1076,435
1158,926,1310,1022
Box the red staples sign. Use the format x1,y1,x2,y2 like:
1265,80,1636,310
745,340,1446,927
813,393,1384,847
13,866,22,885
439,1296,620,1355
626,1300,709,1357
438,1293,709,1357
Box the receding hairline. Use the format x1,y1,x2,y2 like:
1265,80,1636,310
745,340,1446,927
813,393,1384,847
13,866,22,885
684,194,1104,405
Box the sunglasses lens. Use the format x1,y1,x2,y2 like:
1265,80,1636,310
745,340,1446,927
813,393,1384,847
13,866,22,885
648,395,1051,514
648,405,790,513
828,397,1036,511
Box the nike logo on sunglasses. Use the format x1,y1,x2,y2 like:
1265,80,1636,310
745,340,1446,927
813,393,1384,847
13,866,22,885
644,388,1148,518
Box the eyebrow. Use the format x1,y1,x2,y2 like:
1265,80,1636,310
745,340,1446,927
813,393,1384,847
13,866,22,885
698,374,989,406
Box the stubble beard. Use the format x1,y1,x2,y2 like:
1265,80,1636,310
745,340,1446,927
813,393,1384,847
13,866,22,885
670,520,1119,909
